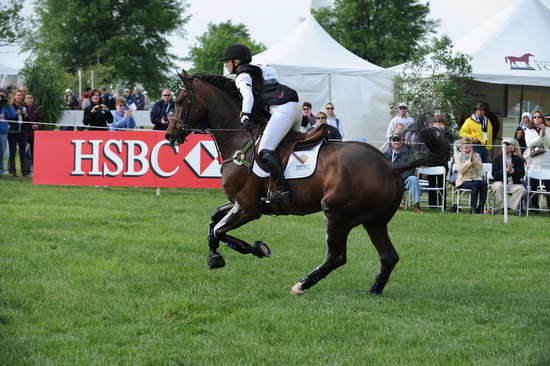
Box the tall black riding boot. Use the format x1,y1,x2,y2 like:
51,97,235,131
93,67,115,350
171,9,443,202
469,187,479,214
259,149,290,204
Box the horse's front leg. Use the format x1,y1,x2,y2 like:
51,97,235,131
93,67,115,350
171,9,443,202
207,201,269,269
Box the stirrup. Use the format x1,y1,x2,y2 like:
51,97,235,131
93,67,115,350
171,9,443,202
261,190,291,204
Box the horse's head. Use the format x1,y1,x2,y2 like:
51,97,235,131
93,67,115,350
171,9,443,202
166,71,209,146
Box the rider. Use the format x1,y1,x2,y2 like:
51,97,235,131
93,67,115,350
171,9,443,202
220,43,299,204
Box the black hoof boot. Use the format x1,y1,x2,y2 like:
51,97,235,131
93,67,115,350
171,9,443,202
207,251,225,269
368,283,383,295
252,241,271,258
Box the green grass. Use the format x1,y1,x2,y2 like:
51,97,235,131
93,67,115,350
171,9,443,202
1,178,550,365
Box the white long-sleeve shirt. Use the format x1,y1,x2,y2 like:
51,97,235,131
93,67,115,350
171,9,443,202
235,72,254,115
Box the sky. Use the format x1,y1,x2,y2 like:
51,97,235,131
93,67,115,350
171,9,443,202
2,0,550,71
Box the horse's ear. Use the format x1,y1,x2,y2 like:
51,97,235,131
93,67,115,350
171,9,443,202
177,72,185,82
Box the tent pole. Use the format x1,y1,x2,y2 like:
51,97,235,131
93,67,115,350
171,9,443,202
518,85,524,123
504,84,508,117
328,73,332,102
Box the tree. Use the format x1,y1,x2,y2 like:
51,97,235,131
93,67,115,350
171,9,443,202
186,21,266,75
392,36,473,129
313,0,438,67
0,0,27,47
24,0,190,91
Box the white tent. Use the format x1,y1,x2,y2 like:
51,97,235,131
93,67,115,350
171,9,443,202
252,16,394,145
0,64,19,88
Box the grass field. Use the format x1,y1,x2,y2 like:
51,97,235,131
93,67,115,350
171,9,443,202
1,177,550,365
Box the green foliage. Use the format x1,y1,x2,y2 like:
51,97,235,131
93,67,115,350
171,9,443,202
393,36,473,128
19,61,64,129
0,0,26,47
186,21,266,75
24,0,191,91
313,0,438,68
1,179,550,364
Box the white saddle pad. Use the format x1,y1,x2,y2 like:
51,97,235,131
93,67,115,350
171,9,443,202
252,142,323,179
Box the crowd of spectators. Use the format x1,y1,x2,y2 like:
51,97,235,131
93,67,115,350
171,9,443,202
300,101,344,141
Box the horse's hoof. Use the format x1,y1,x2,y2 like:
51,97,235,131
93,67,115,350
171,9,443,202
368,284,383,295
252,241,271,258
207,252,225,269
290,282,305,295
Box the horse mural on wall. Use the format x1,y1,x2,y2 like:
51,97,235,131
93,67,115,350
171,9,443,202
505,53,535,70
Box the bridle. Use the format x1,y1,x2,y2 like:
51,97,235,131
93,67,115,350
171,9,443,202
169,86,199,146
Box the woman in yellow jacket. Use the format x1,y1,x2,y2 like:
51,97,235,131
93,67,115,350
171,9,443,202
459,103,493,162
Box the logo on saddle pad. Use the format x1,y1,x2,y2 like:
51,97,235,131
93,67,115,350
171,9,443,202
253,143,322,179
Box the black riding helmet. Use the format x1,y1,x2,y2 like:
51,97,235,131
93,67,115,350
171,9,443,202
219,43,252,64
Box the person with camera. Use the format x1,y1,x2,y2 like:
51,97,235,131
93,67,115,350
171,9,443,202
83,89,113,131
7,89,31,176
110,98,136,131
0,89,17,177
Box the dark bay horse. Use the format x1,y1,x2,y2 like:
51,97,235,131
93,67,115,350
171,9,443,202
166,73,450,296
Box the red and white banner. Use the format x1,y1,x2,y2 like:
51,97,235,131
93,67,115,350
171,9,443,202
33,131,222,188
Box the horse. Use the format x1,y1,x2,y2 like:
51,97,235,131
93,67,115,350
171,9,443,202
505,53,534,67
166,72,451,296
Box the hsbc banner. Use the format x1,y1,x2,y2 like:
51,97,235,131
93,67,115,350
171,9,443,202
33,131,222,188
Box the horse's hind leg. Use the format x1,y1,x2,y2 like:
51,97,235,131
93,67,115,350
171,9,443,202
363,223,399,295
291,220,351,295
207,202,234,269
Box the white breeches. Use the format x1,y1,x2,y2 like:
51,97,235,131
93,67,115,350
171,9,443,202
258,102,299,152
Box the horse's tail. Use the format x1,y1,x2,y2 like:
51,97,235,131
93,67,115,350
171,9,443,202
392,113,453,175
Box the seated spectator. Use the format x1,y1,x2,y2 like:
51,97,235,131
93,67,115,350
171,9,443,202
64,89,80,110
314,112,341,141
454,137,487,214
491,137,526,214
386,102,414,140
325,103,344,139
110,98,136,131
459,103,493,163
8,89,31,176
524,110,550,210
24,94,41,175
300,102,316,130
132,87,145,110
384,134,422,213
515,112,531,154
0,89,17,177
150,89,175,131
83,89,113,131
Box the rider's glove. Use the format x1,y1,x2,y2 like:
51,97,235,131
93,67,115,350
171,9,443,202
240,112,254,131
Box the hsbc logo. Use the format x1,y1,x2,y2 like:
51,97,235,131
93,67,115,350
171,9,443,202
183,141,222,178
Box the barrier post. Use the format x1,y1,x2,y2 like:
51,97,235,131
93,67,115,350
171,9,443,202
502,143,508,224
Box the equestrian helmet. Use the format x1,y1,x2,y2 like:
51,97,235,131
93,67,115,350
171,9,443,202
220,43,252,63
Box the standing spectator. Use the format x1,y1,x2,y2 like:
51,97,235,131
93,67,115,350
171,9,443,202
454,137,488,214
110,98,136,131
427,114,448,209
123,89,135,108
132,87,145,110
300,102,316,130
514,112,531,154
150,89,175,131
101,88,116,110
491,137,526,214
384,134,422,213
386,102,414,140
524,110,550,210
80,87,91,109
82,89,113,131
24,94,41,175
483,102,500,146
0,89,17,177
8,89,30,176
314,111,341,140
459,103,493,163
64,89,80,109
325,103,344,139
544,113,550,127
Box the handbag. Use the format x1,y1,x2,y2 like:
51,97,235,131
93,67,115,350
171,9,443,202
529,146,546,158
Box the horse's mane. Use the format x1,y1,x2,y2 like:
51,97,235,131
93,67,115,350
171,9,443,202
193,73,242,103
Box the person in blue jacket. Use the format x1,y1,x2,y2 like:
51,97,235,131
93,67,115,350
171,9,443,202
110,98,136,131
0,89,17,176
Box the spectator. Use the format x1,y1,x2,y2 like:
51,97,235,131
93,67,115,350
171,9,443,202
482,102,500,146
0,89,17,177
491,137,526,214
101,88,116,110
514,112,531,154
325,103,344,139
64,89,80,110
384,134,422,213
110,98,136,131
524,110,550,210
143,91,150,110
544,113,550,127
82,89,113,131
386,102,414,140
123,89,135,108
132,87,145,110
24,94,41,175
80,87,91,109
8,89,30,176
426,114,448,209
454,137,488,214
459,103,493,163
393,122,405,136
300,102,316,130
314,111,341,141
150,89,175,131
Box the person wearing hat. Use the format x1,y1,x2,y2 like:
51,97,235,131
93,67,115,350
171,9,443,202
544,113,550,127
384,134,422,213
386,102,414,140
220,43,299,204
63,89,79,110
459,103,493,163
514,112,532,154
491,137,526,214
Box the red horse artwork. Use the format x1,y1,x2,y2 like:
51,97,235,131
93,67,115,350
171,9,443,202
505,53,535,70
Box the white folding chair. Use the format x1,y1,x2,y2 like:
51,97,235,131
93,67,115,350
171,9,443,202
526,168,550,216
417,166,446,212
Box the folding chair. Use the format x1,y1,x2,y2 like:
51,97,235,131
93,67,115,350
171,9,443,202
526,169,550,216
417,166,446,212
452,163,492,213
